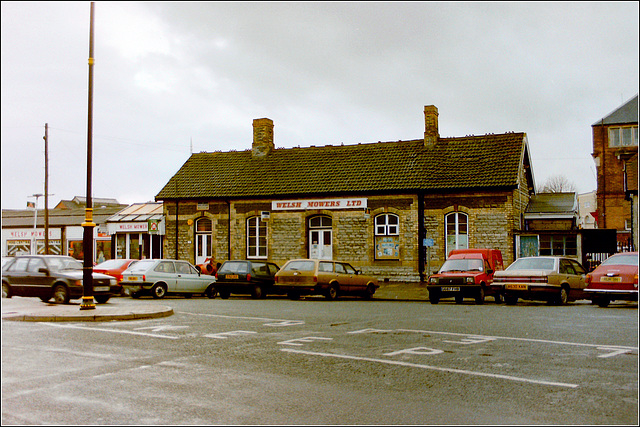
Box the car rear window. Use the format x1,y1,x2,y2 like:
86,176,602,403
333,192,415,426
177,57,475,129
601,254,638,267
218,261,249,274
507,258,555,271
283,260,316,272
126,260,156,273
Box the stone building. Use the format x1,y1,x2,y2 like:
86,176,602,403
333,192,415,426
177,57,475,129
155,105,535,282
591,94,638,252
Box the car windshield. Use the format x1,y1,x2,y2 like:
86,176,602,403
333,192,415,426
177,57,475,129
125,260,157,273
283,260,316,272
439,258,483,273
46,257,83,271
218,261,249,274
601,254,638,267
506,258,555,271
95,259,129,269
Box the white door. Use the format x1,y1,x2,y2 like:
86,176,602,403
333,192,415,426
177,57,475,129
309,229,332,260
196,233,211,265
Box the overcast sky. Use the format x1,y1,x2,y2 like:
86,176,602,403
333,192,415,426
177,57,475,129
1,1,638,210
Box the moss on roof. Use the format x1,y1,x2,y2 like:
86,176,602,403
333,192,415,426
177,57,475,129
156,133,528,200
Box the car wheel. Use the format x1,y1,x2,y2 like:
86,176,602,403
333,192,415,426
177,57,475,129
219,290,230,299
2,282,12,299
475,287,485,305
152,284,167,299
494,294,503,303
596,298,610,308
555,286,569,305
363,284,376,300
251,285,264,299
325,284,339,301
206,286,217,299
505,295,518,305
455,295,464,304
53,284,70,304
95,295,110,304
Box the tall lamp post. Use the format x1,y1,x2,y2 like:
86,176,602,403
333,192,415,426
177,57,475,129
80,1,96,310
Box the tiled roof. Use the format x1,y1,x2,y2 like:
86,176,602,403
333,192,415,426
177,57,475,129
156,133,529,200
593,94,639,126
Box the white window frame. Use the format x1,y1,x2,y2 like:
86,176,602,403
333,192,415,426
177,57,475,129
445,212,468,254
247,216,268,259
609,126,638,147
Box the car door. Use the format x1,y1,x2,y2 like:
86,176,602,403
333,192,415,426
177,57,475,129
334,262,352,292
153,260,178,292
6,257,30,296
559,259,582,296
341,263,360,292
175,261,207,293
568,259,588,298
26,257,52,298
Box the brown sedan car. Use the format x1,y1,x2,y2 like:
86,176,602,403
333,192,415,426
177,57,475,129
493,256,588,305
274,259,379,300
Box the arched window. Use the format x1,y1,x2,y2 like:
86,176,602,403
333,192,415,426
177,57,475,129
375,213,400,259
247,216,267,258
445,212,468,254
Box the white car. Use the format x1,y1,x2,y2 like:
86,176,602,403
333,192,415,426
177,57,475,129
122,259,217,299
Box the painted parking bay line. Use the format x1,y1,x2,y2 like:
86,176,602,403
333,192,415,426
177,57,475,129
43,322,179,339
179,311,304,326
280,348,579,389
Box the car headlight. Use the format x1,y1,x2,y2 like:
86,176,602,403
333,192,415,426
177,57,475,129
110,278,117,286
465,277,474,284
429,277,438,284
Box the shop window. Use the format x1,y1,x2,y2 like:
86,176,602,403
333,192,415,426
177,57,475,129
247,216,268,258
539,235,577,256
375,213,400,260
445,212,468,254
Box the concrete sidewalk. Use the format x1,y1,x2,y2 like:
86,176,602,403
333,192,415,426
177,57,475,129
1,282,428,322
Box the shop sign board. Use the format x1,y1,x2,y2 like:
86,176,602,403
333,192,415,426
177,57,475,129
272,198,367,211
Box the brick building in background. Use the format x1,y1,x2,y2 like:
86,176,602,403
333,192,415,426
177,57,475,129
591,95,639,251
156,105,535,282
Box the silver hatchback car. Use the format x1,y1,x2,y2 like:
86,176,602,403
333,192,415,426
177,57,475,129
122,259,217,299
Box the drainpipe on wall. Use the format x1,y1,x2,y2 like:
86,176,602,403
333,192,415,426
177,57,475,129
175,200,179,260
226,199,231,260
418,191,425,282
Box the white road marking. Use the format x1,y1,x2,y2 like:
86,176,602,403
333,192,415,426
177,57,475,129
43,322,179,339
281,348,579,389
179,311,304,326
278,336,334,346
396,329,638,352
204,330,257,339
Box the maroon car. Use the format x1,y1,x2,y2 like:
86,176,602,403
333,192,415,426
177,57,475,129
585,252,638,307
93,259,138,295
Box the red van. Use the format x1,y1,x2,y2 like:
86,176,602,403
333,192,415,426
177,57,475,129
427,249,504,304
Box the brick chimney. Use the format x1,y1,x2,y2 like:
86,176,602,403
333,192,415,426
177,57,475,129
252,118,274,158
424,105,439,147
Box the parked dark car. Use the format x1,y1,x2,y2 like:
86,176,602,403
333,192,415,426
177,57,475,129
1,255,117,304
93,259,138,295
493,256,587,305
584,252,638,307
215,260,281,299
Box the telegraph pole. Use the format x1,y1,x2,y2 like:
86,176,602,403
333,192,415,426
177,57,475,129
80,2,96,310
44,123,50,254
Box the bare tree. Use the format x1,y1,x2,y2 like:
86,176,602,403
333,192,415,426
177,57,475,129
537,174,577,193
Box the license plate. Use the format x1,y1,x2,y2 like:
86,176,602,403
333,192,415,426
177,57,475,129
441,287,460,292
506,284,528,290
93,286,109,292
225,274,239,279
601,276,622,282
126,276,139,281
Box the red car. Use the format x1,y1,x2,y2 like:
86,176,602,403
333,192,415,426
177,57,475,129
93,259,138,295
585,252,638,307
